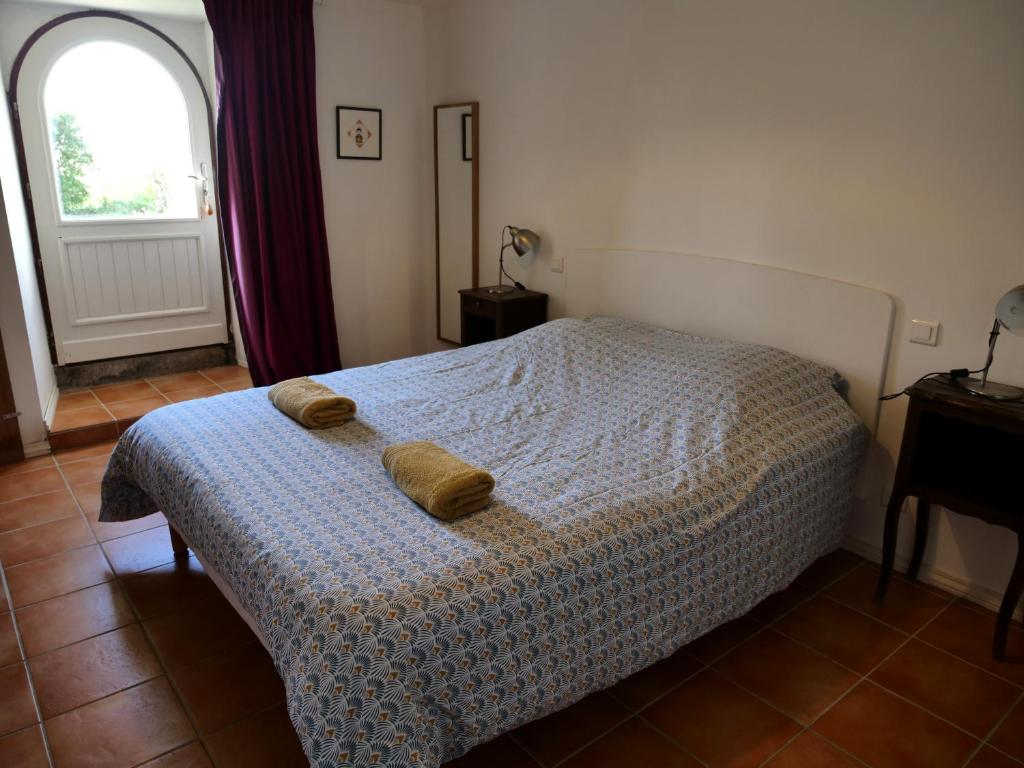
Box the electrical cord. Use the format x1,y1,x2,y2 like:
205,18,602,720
878,367,986,401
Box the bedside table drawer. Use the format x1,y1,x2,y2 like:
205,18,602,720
461,296,497,318
458,287,548,345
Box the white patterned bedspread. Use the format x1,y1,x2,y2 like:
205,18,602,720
101,316,866,768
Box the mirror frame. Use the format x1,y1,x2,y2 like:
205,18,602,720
434,101,479,344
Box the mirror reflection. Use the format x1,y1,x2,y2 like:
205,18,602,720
435,102,478,344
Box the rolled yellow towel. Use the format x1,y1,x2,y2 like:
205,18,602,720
268,376,355,429
382,441,495,521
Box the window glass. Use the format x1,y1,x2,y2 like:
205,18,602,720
44,41,197,220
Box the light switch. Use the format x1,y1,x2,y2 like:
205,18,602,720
551,255,564,273
909,319,940,346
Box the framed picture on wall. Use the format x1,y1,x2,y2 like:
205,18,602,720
461,113,473,161
337,106,382,160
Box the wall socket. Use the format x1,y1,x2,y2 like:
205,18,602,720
551,255,564,273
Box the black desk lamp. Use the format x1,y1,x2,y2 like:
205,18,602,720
487,225,540,295
961,284,1024,401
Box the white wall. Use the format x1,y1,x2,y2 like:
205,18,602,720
0,93,54,452
422,0,1024,605
314,0,430,367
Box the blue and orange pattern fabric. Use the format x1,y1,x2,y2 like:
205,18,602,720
101,317,867,767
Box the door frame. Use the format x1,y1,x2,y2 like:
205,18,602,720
0,327,25,464
5,9,232,366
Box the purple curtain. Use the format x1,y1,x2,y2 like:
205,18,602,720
204,0,341,386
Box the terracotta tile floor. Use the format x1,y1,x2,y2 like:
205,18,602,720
48,367,253,451
1,446,1023,767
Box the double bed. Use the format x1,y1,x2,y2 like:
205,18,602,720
102,314,869,767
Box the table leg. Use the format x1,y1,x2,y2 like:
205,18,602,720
875,490,906,603
168,525,189,559
906,499,930,583
993,531,1024,661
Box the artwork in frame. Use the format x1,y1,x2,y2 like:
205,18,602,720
461,112,473,161
336,106,382,160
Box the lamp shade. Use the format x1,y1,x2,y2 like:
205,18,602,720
509,227,541,257
996,284,1024,334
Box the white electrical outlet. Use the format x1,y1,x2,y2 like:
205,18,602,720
551,255,564,273
909,319,940,346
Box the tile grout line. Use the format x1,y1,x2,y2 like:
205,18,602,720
632,714,713,768
709,560,963,767
543,709,658,768
910,633,1024,693
0,517,57,767
540,559,865,767
789,565,1024,691
753,584,967,767
55,377,199,442
0,455,109,505
4,485,1017,768
505,732,549,767
0,455,57,479
969,688,1024,768
794,594,1001,765
135,618,282,767
45,437,272,766
48,457,211,767
544,558,869,768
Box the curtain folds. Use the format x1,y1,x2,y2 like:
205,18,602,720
204,0,341,386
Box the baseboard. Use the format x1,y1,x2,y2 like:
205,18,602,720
42,384,58,432
843,534,1023,623
23,439,51,458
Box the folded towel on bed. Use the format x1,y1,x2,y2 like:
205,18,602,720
268,376,355,429
382,441,495,520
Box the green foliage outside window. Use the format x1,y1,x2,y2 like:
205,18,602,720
51,112,169,217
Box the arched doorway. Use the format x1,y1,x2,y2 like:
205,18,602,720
13,14,227,365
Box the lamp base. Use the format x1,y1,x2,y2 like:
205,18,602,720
485,285,517,295
958,378,1024,401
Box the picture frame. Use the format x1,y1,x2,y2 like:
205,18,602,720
336,106,382,160
461,113,473,161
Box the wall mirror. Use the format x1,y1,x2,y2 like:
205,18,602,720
435,101,479,344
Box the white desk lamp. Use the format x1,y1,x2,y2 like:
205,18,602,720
961,284,1024,401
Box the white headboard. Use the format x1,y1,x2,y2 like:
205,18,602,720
566,249,895,434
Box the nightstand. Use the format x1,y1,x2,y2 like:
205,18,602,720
875,376,1024,659
458,288,548,345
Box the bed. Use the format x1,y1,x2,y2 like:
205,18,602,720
101,313,869,767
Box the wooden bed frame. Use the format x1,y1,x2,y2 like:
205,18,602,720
169,525,188,558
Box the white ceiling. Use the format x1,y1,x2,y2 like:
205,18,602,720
13,0,206,21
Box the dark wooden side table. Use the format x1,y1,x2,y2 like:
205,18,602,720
875,376,1024,659
458,288,548,345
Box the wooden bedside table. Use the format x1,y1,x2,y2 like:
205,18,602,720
875,376,1024,659
458,288,548,345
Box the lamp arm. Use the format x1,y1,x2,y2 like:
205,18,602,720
980,317,1001,388
496,226,512,290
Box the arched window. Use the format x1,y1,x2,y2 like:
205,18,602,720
44,41,197,220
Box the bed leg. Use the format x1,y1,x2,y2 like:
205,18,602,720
168,525,189,559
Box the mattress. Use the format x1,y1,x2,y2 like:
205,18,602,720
101,316,867,768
